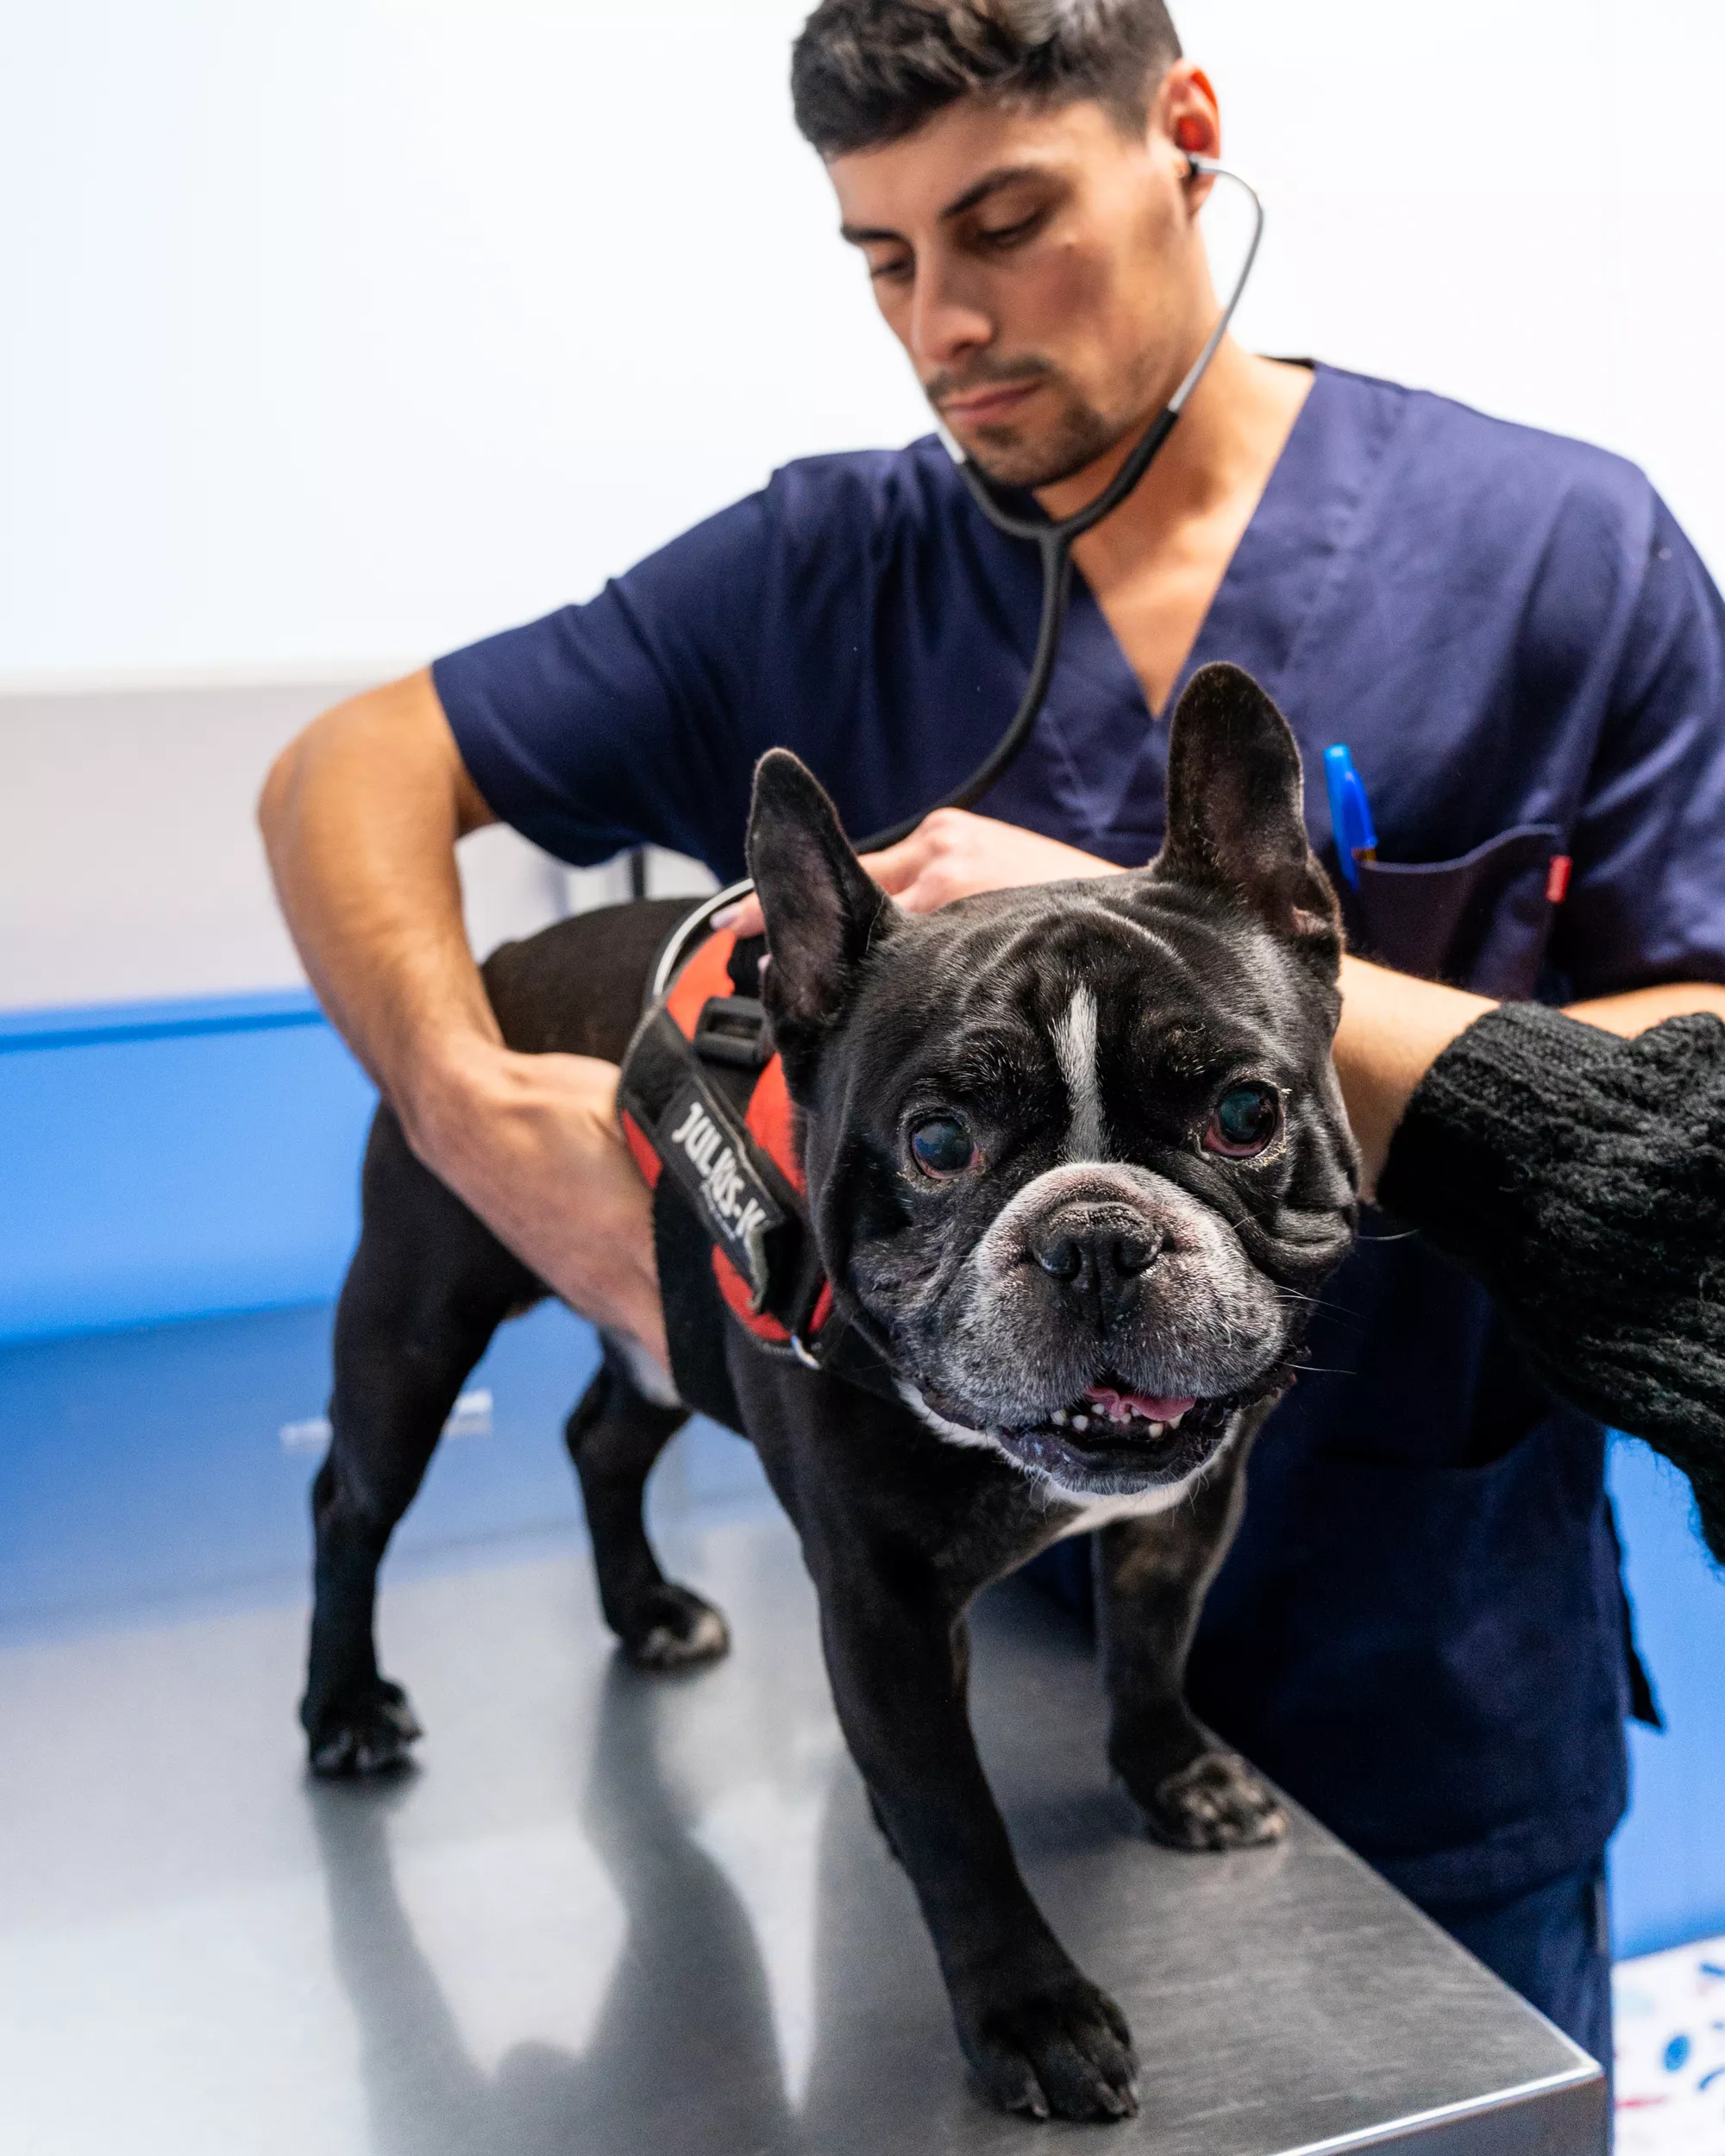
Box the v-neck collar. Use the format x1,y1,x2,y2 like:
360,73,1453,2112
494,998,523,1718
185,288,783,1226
1074,360,1330,721
1044,364,1400,844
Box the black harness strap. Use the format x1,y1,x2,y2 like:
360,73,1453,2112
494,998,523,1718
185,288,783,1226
618,924,897,1430
620,1002,804,1322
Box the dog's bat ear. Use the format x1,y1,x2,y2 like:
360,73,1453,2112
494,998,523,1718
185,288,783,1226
1152,663,1341,976
746,749,890,1077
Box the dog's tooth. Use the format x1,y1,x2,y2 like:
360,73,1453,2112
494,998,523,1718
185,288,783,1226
1072,1413,1089,1432
1148,1420,1164,1438
1051,1408,1068,1426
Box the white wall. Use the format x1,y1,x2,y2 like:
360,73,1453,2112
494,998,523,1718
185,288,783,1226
0,0,928,683
4,0,1724,688
4,1,1723,1003
1182,0,1725,577
0,681,712,1010
0,684,340,1008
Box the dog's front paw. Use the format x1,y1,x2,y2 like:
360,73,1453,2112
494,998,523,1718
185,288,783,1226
303,1677,422,1778
619,1583,731,1672
957,1971,1138,2123
1139,1747,1287,1851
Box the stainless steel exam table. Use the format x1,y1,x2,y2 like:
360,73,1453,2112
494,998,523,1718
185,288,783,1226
0,1386,1603,2156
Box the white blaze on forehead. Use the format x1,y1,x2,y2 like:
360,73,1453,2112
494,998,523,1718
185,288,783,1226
1053,987,1106,1161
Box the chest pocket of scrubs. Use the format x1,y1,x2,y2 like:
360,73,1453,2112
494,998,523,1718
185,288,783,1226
1343,823,1564,1000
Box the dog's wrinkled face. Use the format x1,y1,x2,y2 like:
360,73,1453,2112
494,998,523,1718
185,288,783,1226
748,664,1359,1500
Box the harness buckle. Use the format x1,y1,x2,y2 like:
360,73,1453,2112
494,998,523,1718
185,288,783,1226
693,994,772,1071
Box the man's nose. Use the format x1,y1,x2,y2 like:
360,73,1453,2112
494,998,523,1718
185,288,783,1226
1030,1210,1164,1320
906,260,993,374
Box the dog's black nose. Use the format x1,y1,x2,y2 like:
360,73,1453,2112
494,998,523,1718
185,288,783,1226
1112,1232,1160,1275
1032,1218,1164,1311
1036,1238,1085,1282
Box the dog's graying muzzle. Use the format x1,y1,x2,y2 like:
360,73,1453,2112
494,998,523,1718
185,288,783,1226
923,1163,1294,1437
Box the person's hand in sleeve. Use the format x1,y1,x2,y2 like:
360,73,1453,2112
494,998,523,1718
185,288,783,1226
1374,993,1725,1566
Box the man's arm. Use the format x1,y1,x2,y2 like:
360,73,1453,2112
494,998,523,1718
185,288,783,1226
259,668,667,1366
260,670,499,1087
1335,958,1725,1193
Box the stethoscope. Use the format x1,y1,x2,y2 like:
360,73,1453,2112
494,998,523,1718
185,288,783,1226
650,154,1265,1004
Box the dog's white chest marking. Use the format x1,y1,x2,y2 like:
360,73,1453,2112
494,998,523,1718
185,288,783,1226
898,1382,1013,1458
1052,1484,1195,1537
1049,1426,1239,1536
1053,987,1105,1162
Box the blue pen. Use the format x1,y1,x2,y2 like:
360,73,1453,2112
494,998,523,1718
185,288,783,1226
1323,743,1378,891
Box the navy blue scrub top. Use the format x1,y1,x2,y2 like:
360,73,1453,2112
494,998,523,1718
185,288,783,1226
436,362,1725,1909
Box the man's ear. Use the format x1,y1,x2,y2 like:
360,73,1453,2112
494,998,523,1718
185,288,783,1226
745,750,889,1073
1152,662,1340,973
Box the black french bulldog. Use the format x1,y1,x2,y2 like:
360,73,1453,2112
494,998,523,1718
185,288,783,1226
300,661,1358,2123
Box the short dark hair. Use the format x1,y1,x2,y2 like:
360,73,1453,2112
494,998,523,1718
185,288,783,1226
791,0,1182,159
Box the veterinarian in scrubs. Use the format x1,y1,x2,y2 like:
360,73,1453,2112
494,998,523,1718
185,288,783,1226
261,0,1725,2066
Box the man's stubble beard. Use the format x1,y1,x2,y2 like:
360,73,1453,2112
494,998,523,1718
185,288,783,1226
928,365,1151,493
964,398,1125,491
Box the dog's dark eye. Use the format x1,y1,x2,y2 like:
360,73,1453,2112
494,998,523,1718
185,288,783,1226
909,1114,976,1178
1204,1083,1281,1158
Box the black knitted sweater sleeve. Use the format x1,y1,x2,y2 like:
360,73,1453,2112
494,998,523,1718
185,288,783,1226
1377,1004,1725,1566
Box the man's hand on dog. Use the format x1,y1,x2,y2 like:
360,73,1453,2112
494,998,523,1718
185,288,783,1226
717,806,1126,938
410,1038,669,1370
439,810,1120,1382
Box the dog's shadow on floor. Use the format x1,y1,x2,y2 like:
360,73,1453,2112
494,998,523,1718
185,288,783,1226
309,1650,820,2156
305,1578,1120,2154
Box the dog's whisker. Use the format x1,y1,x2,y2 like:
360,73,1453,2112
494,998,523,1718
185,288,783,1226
1296,1296,1368,1323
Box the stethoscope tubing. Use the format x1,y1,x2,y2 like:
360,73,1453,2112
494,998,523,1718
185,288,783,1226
649,157,1264,1006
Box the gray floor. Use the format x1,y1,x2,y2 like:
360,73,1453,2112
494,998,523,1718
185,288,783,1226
0,1446,1601,2154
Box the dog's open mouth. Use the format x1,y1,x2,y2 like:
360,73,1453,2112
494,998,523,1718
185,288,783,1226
908,1368,1258,1491
985,1379,1240,1488
1051,1383,1196,1441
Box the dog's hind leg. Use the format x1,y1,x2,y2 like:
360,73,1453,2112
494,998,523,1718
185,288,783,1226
302,1106,538,1777
1095,1409,1288,1851
564,1342,730,1670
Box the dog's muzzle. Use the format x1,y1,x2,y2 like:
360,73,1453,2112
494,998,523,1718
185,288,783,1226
913,1163,1290,1490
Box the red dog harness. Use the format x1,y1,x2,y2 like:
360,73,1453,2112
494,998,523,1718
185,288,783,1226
618,918,884,1424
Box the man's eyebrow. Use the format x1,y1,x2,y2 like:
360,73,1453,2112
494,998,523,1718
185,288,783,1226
839,164,1054,248
937,165,1051,224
